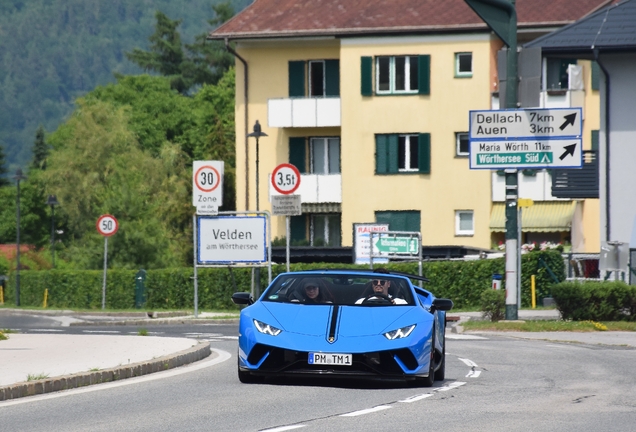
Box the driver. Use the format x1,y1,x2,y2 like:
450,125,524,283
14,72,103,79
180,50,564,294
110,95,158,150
355,276,407,305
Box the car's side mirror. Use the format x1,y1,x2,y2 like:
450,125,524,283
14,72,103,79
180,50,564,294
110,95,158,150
232,292,254,305
431,298,454,312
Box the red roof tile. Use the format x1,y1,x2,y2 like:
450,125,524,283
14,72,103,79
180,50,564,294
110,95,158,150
210,0,612,39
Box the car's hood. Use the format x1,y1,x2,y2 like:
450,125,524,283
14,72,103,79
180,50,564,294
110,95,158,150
261,302,417,337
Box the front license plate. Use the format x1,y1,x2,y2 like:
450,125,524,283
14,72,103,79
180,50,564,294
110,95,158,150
308,353,352,366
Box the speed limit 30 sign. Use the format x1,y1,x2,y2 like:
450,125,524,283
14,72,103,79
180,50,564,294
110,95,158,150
192,161,224,209
271,163,301,195
96,214,119,237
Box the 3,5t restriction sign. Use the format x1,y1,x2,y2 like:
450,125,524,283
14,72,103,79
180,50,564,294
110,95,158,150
96,214,119,237
271,163,300,195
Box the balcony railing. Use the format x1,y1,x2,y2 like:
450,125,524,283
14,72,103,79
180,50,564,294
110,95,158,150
268,97,341,128
551,150,599,199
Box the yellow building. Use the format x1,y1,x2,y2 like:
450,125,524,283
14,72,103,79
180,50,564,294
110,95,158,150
210,0,605,253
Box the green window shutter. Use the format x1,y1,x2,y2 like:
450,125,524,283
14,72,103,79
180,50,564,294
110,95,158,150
325,60,340,96
418,133,431,174
387,134,399,173
290,215,307,243
591,130,600,151
591,61,600,91
289,61,305,97
375,135,388,174
417,55,430,95
375,211,421,232
361,56,373,96
289,137,306,173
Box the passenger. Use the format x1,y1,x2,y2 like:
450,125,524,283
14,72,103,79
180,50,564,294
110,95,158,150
300,278,333,304
355,271,407,305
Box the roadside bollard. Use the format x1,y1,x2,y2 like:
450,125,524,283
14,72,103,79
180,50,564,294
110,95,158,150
492,273,503,290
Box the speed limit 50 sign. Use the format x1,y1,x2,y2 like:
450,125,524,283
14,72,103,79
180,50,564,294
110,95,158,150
96,214,119,237
193,161,224,211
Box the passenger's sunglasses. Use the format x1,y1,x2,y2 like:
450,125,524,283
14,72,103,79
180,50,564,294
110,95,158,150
372,280,387,286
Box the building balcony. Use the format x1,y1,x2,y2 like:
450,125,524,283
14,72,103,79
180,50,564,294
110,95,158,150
268,97,341,128
269,174,341,204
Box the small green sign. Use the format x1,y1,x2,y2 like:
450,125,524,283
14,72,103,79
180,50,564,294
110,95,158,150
375,237,419,254
475,152,553,166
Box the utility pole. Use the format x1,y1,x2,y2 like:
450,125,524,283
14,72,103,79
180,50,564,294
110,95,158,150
464,0,519,319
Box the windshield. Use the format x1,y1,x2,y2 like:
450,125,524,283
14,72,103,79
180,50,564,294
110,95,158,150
262,273,415,306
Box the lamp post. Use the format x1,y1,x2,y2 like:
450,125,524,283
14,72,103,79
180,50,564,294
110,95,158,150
247,120,267,299
46,195,59,268
247,120,268,211
13,168,27,306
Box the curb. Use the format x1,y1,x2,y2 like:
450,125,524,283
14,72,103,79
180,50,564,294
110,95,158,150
69,318,240,326
0,340,212,402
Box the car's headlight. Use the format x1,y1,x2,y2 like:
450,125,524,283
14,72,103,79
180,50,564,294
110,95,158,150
253,319,282,336
383,324,416,340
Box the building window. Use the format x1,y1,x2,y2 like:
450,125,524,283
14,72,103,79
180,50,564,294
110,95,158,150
311,214,341,246
289,59,340,97
376,134,430,174
544,58,577,90
309,61,325,96
455,52,472,77
310,138,340,174
376,56,419,94
455,210,474,236
456,132,469,157
375,211,421,233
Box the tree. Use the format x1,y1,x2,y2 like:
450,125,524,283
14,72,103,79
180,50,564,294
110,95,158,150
0,143,9,187
125,5,235,94
31,126,48,170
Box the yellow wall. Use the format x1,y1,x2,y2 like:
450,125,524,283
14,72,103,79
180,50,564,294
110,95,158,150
233,35,601,251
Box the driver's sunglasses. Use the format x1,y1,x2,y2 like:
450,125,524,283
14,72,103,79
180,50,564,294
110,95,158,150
372,279,387,286
305,285,318,291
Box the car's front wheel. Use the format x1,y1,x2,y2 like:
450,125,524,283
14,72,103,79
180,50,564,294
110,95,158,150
434,339,446,381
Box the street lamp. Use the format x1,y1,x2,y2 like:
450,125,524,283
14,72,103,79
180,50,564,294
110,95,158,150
247,120,267,211
13,168,27,306
46,195,59,268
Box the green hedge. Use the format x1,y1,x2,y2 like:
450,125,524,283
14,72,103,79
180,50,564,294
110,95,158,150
552,281,636,321
3,250,565,310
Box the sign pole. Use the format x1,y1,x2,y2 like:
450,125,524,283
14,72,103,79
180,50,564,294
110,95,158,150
286,215,290,272
102,236,108,310
193,214,199,318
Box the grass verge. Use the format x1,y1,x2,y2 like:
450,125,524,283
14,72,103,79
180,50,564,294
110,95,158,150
461,320,636,332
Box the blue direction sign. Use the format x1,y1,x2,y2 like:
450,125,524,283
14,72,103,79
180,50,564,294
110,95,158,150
468,108,583,170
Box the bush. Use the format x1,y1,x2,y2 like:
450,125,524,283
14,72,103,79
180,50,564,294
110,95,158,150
552,281,636,321
480,289,506,321
3,250,564,310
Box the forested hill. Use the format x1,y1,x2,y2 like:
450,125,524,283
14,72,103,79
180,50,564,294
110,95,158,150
0,0,250,171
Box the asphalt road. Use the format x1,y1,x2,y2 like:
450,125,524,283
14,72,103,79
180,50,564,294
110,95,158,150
2,315,636,431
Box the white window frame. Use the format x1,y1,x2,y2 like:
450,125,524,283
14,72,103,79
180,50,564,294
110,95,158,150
310,137,340,174
455,52,473,77
398,134,419,172
455,132,469,157
310,214,341,246
455,210,474,236
376,56,418,95
308,60,326,97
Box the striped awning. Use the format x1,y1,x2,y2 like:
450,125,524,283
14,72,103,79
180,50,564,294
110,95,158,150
301,202,341,213
490,201,577,232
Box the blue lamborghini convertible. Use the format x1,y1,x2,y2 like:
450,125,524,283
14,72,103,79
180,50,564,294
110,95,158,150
231,269,453,385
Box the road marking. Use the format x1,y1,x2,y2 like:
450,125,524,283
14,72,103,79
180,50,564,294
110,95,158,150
83,330,121,334
218,336,239,340
29,329,63,332
466,370,482,378
260,425,306,431
0,348,231,407
340,405,392,417
458,358,479,367
447,334,487,340
399,393,433,403
435,381,467,391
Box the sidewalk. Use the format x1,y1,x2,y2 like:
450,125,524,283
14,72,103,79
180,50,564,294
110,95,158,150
0,332,211,402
